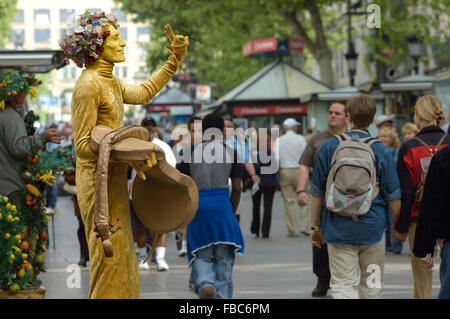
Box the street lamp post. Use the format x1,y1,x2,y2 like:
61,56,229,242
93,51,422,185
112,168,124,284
345,42,358,87
407,35,421,75
345,0,362,87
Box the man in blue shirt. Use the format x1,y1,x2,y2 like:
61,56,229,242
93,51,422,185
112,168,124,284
223,115,260,222
309,95,401,299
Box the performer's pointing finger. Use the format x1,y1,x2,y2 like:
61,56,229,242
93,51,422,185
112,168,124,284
164,24,175,42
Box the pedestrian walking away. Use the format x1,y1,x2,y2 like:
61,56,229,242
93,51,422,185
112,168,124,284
310,95,401,299
274,118,308,237
394,95,450,299
250,132,279,238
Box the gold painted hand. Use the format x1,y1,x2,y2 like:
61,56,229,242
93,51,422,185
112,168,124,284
164,24,189,64
129,152,158,180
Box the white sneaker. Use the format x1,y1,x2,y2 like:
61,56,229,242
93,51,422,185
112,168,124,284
138,248,150,270
137,254,149,270
156,258,169,271
155,246,169,271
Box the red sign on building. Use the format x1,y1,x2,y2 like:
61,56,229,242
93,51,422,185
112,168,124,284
148,105,194,112
242,37,278,57
232,104,308,116
288,38,304,52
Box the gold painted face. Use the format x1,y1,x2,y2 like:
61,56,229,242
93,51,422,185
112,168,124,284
101,23,126,63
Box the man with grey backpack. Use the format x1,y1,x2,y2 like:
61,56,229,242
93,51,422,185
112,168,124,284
309,95,401,299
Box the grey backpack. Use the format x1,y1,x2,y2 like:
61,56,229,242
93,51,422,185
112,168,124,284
325,134,379,221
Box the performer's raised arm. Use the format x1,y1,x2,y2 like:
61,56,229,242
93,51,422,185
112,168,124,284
120,25,188,105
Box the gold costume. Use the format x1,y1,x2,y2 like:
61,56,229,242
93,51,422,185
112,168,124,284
71,24,187,298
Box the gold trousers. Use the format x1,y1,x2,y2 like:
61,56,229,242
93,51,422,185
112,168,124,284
77,161,139,299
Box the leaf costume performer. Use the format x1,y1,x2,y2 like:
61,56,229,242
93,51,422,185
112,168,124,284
59,11,188,298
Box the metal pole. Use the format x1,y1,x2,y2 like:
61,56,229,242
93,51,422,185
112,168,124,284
347,0,354,86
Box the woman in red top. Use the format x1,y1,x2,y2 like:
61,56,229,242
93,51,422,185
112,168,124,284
395,95,450,299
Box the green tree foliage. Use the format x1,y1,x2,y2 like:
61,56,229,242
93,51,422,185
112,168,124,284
117,0,450,95
364,0,450,73
0,0,18,47
118,0,292,96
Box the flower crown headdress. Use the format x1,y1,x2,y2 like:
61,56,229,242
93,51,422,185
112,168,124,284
0,69,41,111
59,11,120,68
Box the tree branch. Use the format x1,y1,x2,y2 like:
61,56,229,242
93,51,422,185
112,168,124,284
304,0,329,50
281,8,316,56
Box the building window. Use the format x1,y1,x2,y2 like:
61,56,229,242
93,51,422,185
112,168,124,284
10,29,24,48
137,47,147,60
114,67,119,76
87,8,101,14
137,27,150,43
63,67,77,80
111,9,126,21
14,10,24,23
34,10,50,26
122,67,127,78
34,29,50,43
119,27,127,41
60,9,75,24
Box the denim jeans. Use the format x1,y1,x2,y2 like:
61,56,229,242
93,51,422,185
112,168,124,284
191,243,235,299
386,210,403,254
45,182,59,208
439,241,450,299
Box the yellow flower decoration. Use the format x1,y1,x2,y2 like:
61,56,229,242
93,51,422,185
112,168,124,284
29,86,37,99
0,100,4,111
38,169,56,186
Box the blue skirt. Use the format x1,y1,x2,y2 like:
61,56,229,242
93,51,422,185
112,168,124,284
187,188,245,265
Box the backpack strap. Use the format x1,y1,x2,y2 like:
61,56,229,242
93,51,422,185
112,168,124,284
362,137,379,146
415,134,447,155
436,134,447,152
336,134,347,142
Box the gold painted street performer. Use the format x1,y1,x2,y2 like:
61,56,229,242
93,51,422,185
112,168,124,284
59,11,189,298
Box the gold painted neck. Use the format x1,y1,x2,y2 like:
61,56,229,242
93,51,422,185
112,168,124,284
86,58,114,78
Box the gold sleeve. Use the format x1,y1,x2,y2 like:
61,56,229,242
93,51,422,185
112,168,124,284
120,53,179,105
72,80,101,161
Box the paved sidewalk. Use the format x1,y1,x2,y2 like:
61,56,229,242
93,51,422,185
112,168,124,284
39,191,441,299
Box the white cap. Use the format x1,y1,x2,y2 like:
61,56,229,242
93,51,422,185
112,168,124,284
375,114,393,126
283,118,301,128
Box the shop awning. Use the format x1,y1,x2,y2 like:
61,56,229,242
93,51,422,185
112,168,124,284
0,50,66,73
145,86,201,115
148,86,201,105
204,60,332,112
380,75,436,92
317,86,384,101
